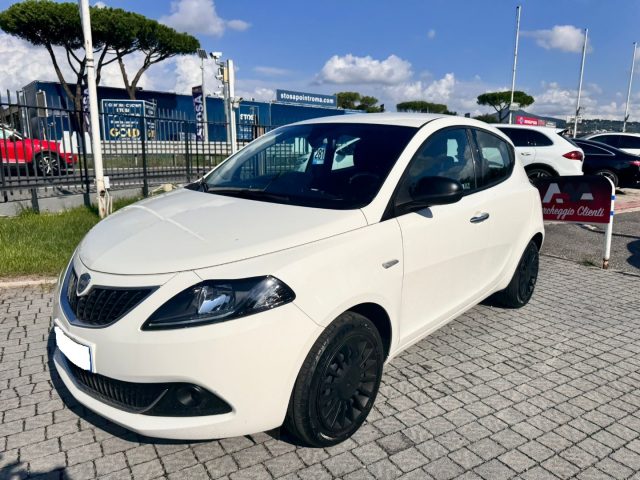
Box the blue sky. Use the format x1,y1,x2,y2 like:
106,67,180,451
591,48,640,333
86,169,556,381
1,0,639,119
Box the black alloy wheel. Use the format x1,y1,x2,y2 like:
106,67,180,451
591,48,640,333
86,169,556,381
35,152,62,177
285,312,384,447
495,240,540,308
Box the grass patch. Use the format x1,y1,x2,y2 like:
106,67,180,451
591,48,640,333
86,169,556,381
0,196,141,278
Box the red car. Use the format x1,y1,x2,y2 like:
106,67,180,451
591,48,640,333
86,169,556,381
0,124,77,175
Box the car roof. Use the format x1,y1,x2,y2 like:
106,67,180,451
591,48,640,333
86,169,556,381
496,124,564,133
583,132,640,138
290,112,514,132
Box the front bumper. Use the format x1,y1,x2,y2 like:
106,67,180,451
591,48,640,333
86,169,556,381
52,261,322,440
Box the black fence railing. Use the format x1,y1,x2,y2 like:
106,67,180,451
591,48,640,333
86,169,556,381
0,98,275,206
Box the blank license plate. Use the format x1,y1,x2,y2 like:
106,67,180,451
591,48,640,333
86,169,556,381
55,326,93,371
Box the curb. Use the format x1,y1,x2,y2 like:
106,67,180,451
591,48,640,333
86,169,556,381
0,278,58,289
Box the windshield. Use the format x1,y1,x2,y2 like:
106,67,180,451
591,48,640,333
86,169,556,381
202,123,417,209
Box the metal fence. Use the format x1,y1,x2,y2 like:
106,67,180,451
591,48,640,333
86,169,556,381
1,95,273,208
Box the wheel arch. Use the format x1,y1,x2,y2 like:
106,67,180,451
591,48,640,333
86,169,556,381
531,232,544,251
524,163,558,176
346,302,393,360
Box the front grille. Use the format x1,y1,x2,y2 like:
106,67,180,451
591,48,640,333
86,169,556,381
65,270,154,327
66,360,167,413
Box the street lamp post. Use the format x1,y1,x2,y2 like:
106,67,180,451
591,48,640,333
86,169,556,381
78,0,107,218
623,42,637,133
573,28,588,138
509,5,522,125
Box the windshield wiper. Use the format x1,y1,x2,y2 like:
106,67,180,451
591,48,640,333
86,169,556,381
206,187,291,202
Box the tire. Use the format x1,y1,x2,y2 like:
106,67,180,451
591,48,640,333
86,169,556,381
495,240,539,308
284,311,384,447
34,152,62,177
594,169,619,188
526,166,554,182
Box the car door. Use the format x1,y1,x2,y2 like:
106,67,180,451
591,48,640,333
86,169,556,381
393,127,494,347
470,128,528,282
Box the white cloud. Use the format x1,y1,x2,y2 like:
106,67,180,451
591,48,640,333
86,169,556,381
227,19,251,31
315,54,412,85
523,25,589,54
94,1,107,8
254,66,290,77
159,0,249,37
382,73,456,105
427,29,436,40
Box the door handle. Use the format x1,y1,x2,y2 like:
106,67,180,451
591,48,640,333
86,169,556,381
470,212,490,223
520,152,532,156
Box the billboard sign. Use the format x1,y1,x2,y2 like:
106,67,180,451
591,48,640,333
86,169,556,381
533,175,614,224
238,105,259,141
276,89,337,108
515,115,546,127
192,86,205,141
102,100,145,140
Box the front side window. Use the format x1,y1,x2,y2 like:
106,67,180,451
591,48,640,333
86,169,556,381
203,123,416,209
472,129,514,187
395,128,476,206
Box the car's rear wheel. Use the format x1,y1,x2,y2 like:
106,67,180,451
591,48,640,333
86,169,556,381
285,311,384,447
495,240,539,308
526,166,554,181
594,169,619,188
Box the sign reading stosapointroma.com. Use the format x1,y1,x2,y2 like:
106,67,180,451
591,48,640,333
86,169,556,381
533,175,614,224
276,89,337,108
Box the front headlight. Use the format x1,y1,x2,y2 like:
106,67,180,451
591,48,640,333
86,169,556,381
142,276,295,330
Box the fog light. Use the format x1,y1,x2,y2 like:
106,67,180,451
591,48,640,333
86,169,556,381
176,385,203,408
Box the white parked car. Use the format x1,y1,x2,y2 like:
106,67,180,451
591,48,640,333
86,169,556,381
52,113,544,446
496,125,584,179
581,132,640,156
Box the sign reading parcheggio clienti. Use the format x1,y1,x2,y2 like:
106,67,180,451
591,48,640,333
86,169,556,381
276,89,337,108
533,175,614,224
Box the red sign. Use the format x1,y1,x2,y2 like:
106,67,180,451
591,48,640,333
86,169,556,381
515,115,546,126
534,175,614,224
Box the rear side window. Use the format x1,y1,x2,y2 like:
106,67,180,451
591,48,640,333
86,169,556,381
472,129,515,187
618,136,640,149
591,135,620,148
578,143,612,155
499,127,553,147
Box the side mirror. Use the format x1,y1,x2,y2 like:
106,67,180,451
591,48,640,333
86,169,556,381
398,176,463,213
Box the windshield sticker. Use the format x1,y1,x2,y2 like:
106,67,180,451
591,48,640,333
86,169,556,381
312,147,326,165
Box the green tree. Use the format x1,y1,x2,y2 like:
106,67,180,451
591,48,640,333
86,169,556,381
0,0,199,109
476,90,534,123
336,91,384,112
473,113,499,123
396,101,455,115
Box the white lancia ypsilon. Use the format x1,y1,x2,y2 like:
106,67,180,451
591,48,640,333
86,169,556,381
52,113,544,447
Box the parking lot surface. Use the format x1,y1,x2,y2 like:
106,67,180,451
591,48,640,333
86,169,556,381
1,256,640,480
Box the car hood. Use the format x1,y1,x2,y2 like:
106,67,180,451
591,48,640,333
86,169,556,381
78,188,367,275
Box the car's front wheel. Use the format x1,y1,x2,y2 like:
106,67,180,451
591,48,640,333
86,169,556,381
495,240,539,308
34,152,63,177
285,311,384,447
